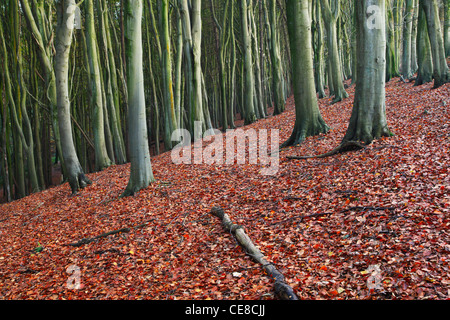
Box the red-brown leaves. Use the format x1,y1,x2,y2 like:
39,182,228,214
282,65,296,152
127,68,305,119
0,79,449,299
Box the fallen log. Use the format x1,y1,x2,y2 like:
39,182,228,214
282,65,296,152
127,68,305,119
210,207,298,300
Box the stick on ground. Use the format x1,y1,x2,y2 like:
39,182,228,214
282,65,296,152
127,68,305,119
210,207,298,300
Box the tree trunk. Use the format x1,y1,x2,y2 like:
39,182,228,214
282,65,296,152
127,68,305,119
343,0,392,145
420,0,450,88
314,0,327,97
20,0,66,177
249,0,266,119
241,0,257,124
386,0,400,81
401,0,414,79
283,0,329,147
228,0,237,128
144,1,160,155
211,207,298,300
444,0,450,57
191,0,205,138
85,0,112,171
267,0,286,114
160,0,177,150
410,0,418,73
320,0,349,103
415,4,434,85
121,0,155,197
97,0,127,165
178,0,204,139
55,0,92,194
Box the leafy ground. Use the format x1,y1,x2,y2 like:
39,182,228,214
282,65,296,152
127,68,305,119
0,78,449,300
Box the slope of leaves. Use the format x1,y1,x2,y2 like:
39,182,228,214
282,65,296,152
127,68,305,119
0,79,449,300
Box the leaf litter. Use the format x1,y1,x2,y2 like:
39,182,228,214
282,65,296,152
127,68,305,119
0,79,449,300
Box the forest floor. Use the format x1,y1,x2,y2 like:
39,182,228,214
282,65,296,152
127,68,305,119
0,78,449,300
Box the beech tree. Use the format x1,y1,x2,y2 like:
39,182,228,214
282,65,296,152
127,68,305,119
320,0,348,103
283,0,329,147
85,0,112,171
343,0,392,145
55,0,92,194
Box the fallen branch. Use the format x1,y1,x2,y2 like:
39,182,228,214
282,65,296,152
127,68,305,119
286,141,366,160
272,206,397,225
64,221,152,247
210,207,298,300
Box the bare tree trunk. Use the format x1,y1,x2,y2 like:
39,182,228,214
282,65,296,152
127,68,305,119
85,0,112,171
415,4,433,85
55,0,92,194
241,0,257,124
320,0,349,103
402,0,414,79
420,0,450,88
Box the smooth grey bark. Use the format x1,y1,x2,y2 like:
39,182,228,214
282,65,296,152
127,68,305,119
343,0,392,145
386,0,397,81
410,0,418,73
144,6,160,155
178,0,205,139
283,0,329,147
55,0,92,194
191,0,206,137
420,0,450,88
320,0,349,103
228,0,237,128
174,10,183,131
241,0,257,124
85,0,112,171
0,19,40,194
121,0,155,197
401,0,414,79
160,0,177,149
267,0,286,114
97,0,127,165
445,0,450,57
20,0,66,176
314,0,327,98
415,4,433,85
249,0,266,119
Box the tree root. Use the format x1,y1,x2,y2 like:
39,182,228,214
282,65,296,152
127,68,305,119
210,207,298,300
286,141,366,160
64,221,151,247
65,228,132,247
